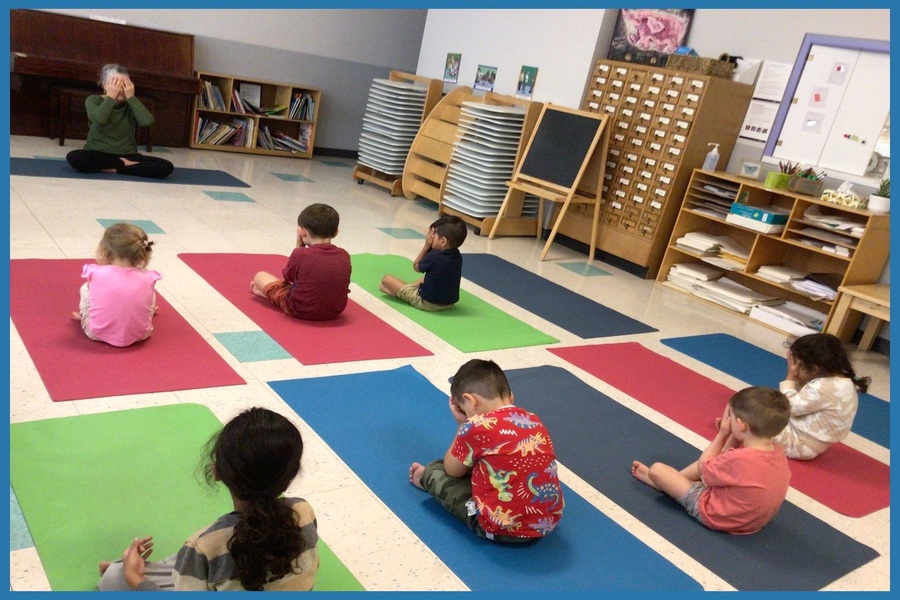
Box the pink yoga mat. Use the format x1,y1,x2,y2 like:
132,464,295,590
550,342,889,518
10,259,245,401
178,253,431,364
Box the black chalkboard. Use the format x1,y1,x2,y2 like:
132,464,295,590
518,106,605,190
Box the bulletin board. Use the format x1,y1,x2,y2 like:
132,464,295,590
766,34,890,177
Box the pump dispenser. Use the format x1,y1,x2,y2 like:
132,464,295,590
703,143,720,171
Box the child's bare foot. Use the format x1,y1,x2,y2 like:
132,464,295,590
409,462,426,489
250,281,265,298
379,284,389,295
98,561,111,575
71,311,81,321
631,460,659,489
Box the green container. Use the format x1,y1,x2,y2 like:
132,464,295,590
764,172,791,189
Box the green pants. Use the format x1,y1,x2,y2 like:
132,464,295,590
421,460,532,544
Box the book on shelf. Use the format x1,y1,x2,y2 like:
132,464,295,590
239,83,262,108
199,80,227,111
725,213,785,234
271,129,309,153
231,89,246,114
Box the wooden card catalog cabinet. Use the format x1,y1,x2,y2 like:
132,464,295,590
573,59,752,277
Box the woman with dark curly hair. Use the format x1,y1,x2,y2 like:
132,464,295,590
97,407,319,591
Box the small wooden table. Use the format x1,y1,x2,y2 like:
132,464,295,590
825,284,890,351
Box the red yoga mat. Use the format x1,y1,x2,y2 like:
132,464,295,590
178,253,431,365
549,342,889,518
10,259,245,401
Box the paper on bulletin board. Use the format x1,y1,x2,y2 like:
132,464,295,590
738,99,780,143
753,62,792,102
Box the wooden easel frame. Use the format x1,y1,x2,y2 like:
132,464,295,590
489,104,610,261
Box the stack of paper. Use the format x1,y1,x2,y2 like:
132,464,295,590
666,262,724,293
690,278,782,314
749,302,827,336
675,232,720,255
790,277,837,301
756,265,807,284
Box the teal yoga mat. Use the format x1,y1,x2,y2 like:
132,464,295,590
10,157,250,187
269,365,701,591
351,254,558,352
464,254,657,338
9,405,362,591
507,365,880,591
661,333,889,448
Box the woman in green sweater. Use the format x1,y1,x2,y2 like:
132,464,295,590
66,64,174,179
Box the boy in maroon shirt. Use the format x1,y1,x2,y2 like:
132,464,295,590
252,203,350,321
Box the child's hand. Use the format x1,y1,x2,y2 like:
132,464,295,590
786,351,800,381
448,396,467,424
425,227,435,246
122,536,153,589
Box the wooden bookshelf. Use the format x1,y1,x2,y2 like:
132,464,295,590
190,71,320,159
657,169,890,335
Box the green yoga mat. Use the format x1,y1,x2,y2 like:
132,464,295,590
9,404,363,591
351,254,558,352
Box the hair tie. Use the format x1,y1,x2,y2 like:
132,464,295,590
143,239,154,250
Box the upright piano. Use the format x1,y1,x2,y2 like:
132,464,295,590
11,9,202,148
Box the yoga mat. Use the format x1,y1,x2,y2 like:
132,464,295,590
179,253,431,365
9,404,362,591
9,259,245,401
10,157,250,187
269,366,701,592
350,254,559,352
506,365,880,591
464,253,657,338
550,343,889,518
661,333,889,448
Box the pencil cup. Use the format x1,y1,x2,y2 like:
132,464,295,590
764,172,791,190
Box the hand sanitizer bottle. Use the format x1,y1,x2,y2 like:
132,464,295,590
703,143,720,171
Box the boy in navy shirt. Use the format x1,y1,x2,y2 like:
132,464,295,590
380,215,466,311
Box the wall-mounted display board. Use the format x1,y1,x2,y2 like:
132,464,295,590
765,35,890,181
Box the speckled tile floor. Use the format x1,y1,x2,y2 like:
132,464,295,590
8,134,890,591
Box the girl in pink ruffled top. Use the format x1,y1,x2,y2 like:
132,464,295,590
72,222,161,347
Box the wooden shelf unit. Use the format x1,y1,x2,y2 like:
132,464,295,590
402,87,541,236
190,71,320,159
657,169,890,334
555,59,753,277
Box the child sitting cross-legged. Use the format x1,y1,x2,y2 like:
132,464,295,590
632,386,791,535
409,359,564,543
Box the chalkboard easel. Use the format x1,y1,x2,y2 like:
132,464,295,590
489,104,610,261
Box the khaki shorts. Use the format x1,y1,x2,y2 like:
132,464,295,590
397,283,454,312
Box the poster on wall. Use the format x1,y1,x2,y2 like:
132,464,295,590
515,66,538,99
473,65,497,92
607,9,694,66
443,53,461,83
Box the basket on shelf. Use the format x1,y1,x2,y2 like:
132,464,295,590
665,54,735,79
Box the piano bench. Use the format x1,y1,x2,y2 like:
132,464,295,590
50,86,156,152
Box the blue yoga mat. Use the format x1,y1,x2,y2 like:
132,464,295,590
10,157,250,187
506,365,879,591
463,254,657,339
661,334,889,449
269,365,700,591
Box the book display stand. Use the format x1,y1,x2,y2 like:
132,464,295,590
490,104,610,261
190,72,320,159
353,71,442,196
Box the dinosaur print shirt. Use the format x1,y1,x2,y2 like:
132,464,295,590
451,405,563,539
